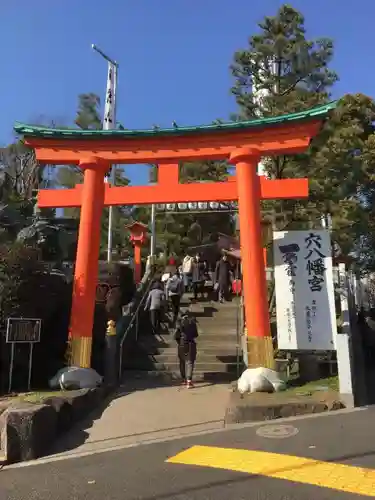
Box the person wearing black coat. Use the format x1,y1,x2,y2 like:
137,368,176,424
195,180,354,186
191,254,207,300
214,254,232,303
174,313,199,388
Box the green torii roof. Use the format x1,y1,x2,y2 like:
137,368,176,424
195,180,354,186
14,101,337,140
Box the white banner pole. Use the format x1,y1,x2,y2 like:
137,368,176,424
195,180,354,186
101,60,118,262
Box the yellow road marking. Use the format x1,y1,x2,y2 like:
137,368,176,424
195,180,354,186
167,445,375,497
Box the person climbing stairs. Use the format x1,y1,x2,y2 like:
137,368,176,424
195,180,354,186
123,293,241,382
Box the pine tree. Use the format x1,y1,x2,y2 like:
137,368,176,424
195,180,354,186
75,93,102,129
230,4,375,261
231,5,337,120
353,104,375,268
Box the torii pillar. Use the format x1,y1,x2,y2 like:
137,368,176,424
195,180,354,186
230,148,274,369
69,156,109,368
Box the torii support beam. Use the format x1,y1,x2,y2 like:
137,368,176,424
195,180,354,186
37,173,308,208
15,100,336,371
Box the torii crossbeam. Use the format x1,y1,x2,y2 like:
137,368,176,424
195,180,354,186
37,166,308,208
15,100,336,371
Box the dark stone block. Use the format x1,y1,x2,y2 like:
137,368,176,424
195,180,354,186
1,403,57,463
298,354,321,382
42,397,73,434
44,389,103,432
70,390,91,420
0,387,107,463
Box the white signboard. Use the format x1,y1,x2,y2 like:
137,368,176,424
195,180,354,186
273,230,337,351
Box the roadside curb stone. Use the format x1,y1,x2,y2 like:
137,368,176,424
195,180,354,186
224,390,345,424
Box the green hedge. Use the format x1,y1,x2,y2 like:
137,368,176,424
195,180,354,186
0,243,71,393
0,244,136,393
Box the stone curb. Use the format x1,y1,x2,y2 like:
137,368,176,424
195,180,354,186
0,386,108,465
224,390,345,425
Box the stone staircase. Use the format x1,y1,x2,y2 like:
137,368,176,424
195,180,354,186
123,294,241,382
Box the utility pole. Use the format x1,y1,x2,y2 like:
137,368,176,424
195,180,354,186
150,202,156,256
149,179,157,257
92,44,118,263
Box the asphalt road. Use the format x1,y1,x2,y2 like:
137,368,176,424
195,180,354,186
2,407,375,500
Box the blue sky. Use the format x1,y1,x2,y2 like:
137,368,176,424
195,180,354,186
1,0,374,185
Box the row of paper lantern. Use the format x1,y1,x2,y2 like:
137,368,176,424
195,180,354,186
156,202,238,211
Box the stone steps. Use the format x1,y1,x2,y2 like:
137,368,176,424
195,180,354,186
136,339,238,353
124,360,238,374
141,346,239,356
147,353,238,364
196,331,237,338
124,369,238,383
124,296,242,382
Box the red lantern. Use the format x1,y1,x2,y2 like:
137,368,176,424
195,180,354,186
126,222,148,283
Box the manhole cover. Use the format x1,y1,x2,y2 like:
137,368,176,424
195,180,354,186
256,424,299,439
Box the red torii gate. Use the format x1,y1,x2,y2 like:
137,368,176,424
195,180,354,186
15,101,335,371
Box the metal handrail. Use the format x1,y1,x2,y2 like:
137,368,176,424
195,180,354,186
234,263,245,378
235,296,241,378
236,294,246,375
118,276,154,378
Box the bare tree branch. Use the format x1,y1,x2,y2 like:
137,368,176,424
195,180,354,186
0,143,44,200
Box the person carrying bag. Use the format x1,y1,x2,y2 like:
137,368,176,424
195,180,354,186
174,313,198,388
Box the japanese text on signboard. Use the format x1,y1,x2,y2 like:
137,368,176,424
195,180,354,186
304,232,326,292
6,318,41,343
278,243,300,343
103,63,116,129
304,232,326,343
